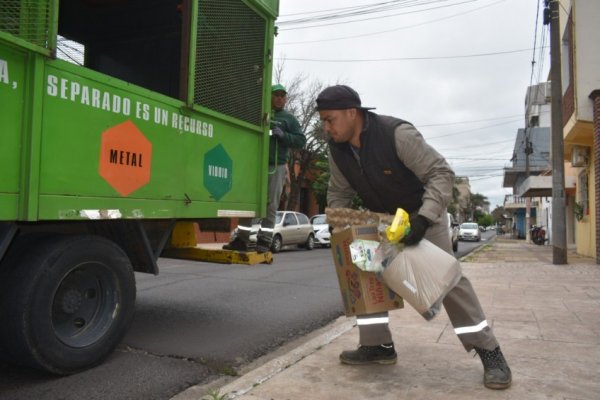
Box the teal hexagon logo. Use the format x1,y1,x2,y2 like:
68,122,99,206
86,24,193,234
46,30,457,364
204,144,232,200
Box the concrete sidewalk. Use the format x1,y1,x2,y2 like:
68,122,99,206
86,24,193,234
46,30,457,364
174,238,600,400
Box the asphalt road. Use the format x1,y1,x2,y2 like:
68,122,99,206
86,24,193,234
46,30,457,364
0,234,493,400
0,246,344,400
455,230,496,259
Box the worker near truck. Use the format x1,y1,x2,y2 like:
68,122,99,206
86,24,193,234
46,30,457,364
316,84,511,390
224,84,306,253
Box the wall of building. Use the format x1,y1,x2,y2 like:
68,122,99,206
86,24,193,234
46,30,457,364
576,159,596,257
574,1,600,122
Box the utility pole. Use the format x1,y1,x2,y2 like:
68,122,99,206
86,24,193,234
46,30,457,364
525,133,533,243
544,0,567,264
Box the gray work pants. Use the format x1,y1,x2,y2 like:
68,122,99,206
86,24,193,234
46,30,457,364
357,213,499,352
266,164,287,226
236,163,287,243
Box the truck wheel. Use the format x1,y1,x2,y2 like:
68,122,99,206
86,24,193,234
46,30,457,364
0,234,135,375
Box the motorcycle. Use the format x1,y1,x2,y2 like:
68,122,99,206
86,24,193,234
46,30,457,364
530,225,547,245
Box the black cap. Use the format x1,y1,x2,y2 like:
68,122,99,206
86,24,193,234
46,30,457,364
315,85,375,111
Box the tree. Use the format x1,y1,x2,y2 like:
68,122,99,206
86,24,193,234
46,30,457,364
311,160,329,212
273,62,330,212
477,214,493,228
447,184,460,218
470,193,490,221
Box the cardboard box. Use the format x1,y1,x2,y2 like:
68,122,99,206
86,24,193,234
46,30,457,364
330,225,403,317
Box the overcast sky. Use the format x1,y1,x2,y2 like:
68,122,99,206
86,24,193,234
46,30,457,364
273,0,550,209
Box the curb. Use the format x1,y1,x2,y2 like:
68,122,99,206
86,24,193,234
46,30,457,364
172,316,355,400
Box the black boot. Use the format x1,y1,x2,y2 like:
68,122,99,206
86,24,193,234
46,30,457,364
256,229,273,254
475,346,512,389
339,343,397,365
222,236,256,252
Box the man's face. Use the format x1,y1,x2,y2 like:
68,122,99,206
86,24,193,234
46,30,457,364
272,91,287,111
319,109,358,143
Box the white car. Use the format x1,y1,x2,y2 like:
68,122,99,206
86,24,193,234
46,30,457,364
458,222,481,242
310,214,330,247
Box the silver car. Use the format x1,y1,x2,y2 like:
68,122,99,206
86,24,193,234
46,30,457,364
271,211,315,253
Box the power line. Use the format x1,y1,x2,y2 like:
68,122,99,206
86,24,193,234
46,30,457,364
279,48,539,63
438,138,516,152
279,0,435,24
277,0,504,45
278,0,480,29
279,0,405,18
417,113,526,127
426,118,523,140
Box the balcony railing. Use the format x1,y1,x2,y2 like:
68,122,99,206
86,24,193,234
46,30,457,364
503,194,539,209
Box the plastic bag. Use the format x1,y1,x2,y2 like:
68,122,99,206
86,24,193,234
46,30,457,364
381,239,462,320
385,208,411,243
349,239,380,272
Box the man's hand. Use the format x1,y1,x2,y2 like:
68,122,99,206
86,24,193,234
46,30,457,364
403,215,430,246
271,126,285,139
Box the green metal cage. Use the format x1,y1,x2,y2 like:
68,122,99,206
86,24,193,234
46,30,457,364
194,0,266,126
0,0,52,48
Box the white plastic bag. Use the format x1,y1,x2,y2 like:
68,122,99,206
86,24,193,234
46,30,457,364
349,239,381,272
381,239,461,320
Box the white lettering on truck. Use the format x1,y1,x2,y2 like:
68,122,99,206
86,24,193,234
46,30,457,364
45,73,214,137
0,59,9,84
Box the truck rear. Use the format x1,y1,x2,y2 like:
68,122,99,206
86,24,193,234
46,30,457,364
0,0,278,374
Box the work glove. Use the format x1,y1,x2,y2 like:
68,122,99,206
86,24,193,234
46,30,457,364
403,214,430,246
271,126,285,140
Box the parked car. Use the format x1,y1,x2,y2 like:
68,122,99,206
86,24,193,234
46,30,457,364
448,213,459,252
271,211,315,253
310,214,330,247
458,222,481,242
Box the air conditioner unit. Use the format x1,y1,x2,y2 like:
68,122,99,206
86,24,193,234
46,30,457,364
571,145,589,167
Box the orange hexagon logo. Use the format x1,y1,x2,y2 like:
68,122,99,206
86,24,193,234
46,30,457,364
98,120,152,196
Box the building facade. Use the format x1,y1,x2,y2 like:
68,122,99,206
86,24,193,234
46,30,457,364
559,0,600,260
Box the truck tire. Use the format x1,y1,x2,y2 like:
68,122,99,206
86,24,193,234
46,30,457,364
0,234,136,375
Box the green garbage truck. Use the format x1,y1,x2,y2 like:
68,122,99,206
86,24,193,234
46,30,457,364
0,0,278,374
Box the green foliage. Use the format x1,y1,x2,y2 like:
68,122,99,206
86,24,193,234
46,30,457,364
477,214,493,227
351,195,364,210
311,160,329,212
574,201,584,221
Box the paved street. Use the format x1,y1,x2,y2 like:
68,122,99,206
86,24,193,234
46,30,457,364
0,247,343,400
177,237,600,400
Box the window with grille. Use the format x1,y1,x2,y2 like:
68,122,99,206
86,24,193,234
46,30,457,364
578,170,589,216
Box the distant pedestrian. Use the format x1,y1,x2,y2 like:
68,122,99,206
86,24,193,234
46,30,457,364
317,84,511,390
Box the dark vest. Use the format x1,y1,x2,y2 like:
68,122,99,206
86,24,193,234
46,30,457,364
329,113,425,215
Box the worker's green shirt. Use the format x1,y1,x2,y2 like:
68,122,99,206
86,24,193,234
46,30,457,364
270,109,306,165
